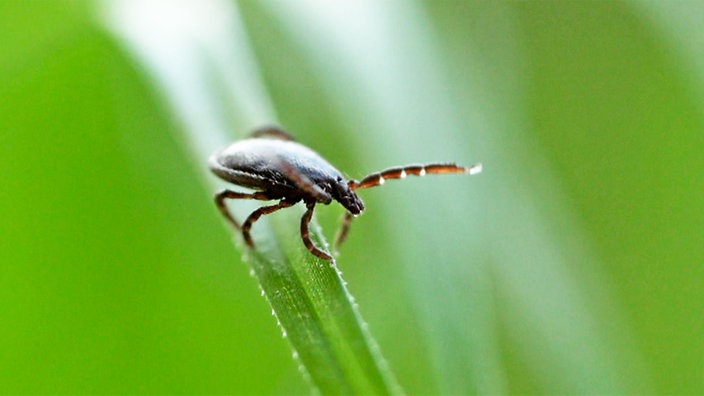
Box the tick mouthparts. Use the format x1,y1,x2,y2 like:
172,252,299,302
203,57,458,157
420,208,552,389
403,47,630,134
466,163,483,175
347,202,364,215
340,195,364,215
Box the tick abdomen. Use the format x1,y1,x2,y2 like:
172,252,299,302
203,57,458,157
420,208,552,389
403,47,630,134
210,138,344,193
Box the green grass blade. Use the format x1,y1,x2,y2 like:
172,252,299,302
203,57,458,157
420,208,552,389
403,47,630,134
247,212,400,394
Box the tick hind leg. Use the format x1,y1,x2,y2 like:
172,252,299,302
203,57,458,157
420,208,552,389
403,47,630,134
301,201,333,260
215,189,299,249
215,189,276,230
241,199,297,248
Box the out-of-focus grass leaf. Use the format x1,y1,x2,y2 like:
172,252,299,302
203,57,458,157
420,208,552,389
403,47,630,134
1,2,304,394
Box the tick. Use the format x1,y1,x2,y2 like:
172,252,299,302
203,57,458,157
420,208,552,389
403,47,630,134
209,126,482,260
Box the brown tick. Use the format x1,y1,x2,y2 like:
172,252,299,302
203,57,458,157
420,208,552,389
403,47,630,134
209,126,482,260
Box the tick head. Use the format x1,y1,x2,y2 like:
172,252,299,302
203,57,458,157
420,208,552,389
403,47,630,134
331,177,364,215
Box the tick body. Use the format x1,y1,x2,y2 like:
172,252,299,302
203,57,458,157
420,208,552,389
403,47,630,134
209,126,482,260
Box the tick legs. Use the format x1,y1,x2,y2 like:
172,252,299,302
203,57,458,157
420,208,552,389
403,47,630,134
349,162,481,190
335,162,483,249
214,189,275,229
215,189,297,249
301,201,333,260
216,190,332,260
334,212,355,250
242,199,296,248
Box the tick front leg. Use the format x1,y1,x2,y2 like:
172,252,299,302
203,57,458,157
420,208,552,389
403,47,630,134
300,201,333,260
242,200,296,248
334,212,355,251
350,162,482,190
214,189,275,230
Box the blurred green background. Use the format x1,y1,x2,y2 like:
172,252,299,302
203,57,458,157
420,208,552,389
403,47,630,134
2,0,703,394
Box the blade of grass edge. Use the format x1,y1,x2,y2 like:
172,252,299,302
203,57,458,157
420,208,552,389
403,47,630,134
249,210,402,394
100,0,403,394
